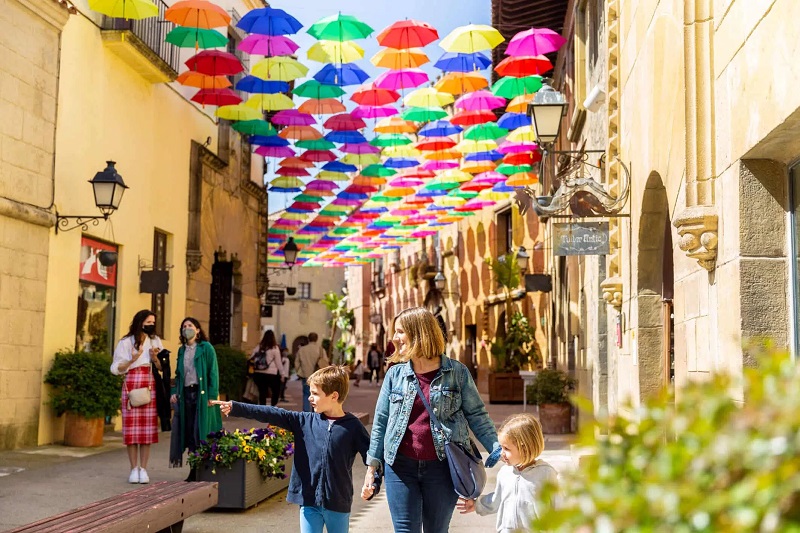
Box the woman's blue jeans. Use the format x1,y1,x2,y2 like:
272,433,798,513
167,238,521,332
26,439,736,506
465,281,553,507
385,453,459,533
299,506,350,533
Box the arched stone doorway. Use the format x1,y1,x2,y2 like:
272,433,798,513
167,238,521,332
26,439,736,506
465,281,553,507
636,172,674,399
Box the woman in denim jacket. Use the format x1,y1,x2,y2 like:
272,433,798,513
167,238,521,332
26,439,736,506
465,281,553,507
361,307,500,533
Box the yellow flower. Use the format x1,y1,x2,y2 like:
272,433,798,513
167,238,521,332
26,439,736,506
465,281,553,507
215,454,222,461
244,446,252,453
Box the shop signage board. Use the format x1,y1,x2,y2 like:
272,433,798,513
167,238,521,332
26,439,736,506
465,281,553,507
265,290,286,305
553,222,610,255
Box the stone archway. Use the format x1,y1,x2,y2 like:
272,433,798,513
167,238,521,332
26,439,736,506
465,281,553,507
636,172,673,399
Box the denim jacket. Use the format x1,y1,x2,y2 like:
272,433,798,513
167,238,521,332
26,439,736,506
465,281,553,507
367,355,499,468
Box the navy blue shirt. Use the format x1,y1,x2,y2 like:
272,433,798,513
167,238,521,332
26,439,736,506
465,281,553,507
230,402,369,513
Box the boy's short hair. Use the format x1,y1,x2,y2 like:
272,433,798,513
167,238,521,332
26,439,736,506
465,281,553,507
307,365,350,403
498,413,545,468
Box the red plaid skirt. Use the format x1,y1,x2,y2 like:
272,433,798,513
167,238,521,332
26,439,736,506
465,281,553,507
121,366,158,445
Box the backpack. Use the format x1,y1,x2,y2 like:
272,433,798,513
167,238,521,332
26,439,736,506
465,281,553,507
254,349,268,371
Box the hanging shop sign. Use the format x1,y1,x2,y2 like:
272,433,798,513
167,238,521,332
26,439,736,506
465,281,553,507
553,222,609,256
265,289,286,306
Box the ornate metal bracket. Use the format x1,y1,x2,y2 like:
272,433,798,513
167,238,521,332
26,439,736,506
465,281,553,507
55,212,109,234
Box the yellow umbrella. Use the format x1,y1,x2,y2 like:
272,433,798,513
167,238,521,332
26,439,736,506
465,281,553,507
281,212,309,220
439,169,474,183
371,48,429,69
375,117,418,134
317,171,351,182
383,145,421,158
252,57,309,81
456,139,498,153
215,104,261,121
434,72,489,95
507,126,537,143
244,93,295,111
307,40,365,63
342,153,381,166
479,189,510,201
403,87,454,108
440,24,504,53
270,177,305,188
88,0,157,19
506,93,535,113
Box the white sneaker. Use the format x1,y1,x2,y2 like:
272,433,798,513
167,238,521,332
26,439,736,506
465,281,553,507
138,468,149,484
128,467,140,483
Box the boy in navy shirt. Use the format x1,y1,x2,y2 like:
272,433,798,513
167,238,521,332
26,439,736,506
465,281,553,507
213,365,378,533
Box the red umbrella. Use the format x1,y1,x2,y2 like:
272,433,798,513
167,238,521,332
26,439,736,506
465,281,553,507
351,83,401,106
185,50,243,76
450,110,497,126
503,151,542,166
324,113,367,131
377,20,439,48
276,167,310,177
290,201,322,211
415,137,457,151
495,55,553,77
300,150,337,163
191,88,242,106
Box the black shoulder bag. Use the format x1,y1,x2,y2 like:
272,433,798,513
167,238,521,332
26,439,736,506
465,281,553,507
412,378,487,499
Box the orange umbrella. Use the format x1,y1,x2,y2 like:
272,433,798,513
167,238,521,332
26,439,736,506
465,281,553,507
371,48,429,69
353,176,387,186
280,157,315,168
435,72,489,95
375,117,418,134
165,0,230,28
298,98,347,115
424,149,462,161
279,125,322,140
176,71,231,89
462,161,497,174
384,187,416,197
506,172,539,187
506,93,535,113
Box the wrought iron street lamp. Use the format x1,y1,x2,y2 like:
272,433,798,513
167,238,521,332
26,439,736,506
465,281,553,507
527,79,568,145
55,161,128,233
516,246,529,274
281,237,299,267
434,271,446,291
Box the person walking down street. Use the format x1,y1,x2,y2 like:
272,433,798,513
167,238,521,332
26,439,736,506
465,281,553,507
110,309,163,484
367,344,381,385
170,317,222,476
361,307,501,533
295,332,329,412
249,330,282,406
280,348,291,402
353,360,364,387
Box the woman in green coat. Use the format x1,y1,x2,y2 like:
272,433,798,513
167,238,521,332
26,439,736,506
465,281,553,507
170,317,222,458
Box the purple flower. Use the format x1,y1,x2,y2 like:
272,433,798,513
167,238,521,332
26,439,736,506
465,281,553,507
231,446,239,452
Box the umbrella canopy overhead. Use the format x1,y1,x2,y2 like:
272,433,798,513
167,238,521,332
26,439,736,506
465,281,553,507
371,48,429,69
166,27,228,49
235,76,289,94
238,34,299,56
298,98,347,115
308,13,374,41
293,79,346,99
434,72,489,95
186,50,244,76
314,63,370,87
252,56,309,81
434,51,492,72
89,0,157,19
505,27,566,57
374,69,429,90
177,71,231,89
439,24,504,53
351,83,400,106
165,0,230,28
236,7,303,36
307,40,365,63
376,19,439,48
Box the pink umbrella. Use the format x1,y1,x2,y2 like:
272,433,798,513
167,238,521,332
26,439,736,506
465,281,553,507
472,171,506,184
276,166,309,176
389,177,424,187
238,34,299,56
257,145,295,158
351,105,399,119
305,180,339,190
390,208,420,216
274,218,304,226
455,198,495,211
374,69,429,90
454,90,506,111
506,27,567,57
410,230,438,238
272,109,316,126
341,143,381,154
420,160,459,171
324,113,366,131
497,140,538,154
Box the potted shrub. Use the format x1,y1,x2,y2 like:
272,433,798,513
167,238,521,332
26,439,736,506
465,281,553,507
488,311,542,403
189,426,295,509
214,345,249,402
44,350,123,447
526,368,576,434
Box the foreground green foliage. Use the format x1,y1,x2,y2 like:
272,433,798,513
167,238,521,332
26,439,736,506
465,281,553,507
44,350,123,419
535,348,800,532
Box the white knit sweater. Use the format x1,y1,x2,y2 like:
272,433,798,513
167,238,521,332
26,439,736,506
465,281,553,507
475,460,558,532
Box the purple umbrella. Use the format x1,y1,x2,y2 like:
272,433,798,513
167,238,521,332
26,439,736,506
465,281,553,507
238,34,299,56
256,145,296,158
351,105,399,119
374,68,429,90
454,90,506,111
340,143,381,154
272,109,316,126
497,141,538,154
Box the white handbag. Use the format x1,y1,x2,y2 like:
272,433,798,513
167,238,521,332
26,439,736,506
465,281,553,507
127,387,151,409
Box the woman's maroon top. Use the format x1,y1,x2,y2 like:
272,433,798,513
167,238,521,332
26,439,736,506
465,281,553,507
397,368,440,461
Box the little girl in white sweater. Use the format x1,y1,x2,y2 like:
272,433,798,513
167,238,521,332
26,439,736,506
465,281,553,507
457,413,558,532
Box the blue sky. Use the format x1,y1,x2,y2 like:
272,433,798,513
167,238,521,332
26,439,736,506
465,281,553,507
264,0,492,214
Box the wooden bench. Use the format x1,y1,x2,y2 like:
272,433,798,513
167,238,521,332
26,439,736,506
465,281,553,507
353,411,370,425
8,481,217,533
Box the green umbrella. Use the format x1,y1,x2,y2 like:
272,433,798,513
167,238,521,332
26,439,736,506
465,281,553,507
370,134,413,147
332,227,360,236
296,139,336,150
232,120,276,137
496,163,534,175
449,189,478,199
371,220,398,228
308,13,374,41
371,195,403,203
269,227,293,234
362,164,397,177
293,79,346,99
401,106,448,123
464,123,508,141
424,179,460,191
491,76,543,99
166,27,228,49
293,194,323,203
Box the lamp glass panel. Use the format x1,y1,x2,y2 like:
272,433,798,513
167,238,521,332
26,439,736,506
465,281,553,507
531,104,564,143
111,184,126,209
92,181,115,208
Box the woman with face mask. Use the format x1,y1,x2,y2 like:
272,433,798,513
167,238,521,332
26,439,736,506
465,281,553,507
170,317,222,477
110,309,164,484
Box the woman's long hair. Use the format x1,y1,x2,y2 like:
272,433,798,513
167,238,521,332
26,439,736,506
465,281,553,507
179,317,208,346
389,307,445,363
125,309,155,350
259,329,277,351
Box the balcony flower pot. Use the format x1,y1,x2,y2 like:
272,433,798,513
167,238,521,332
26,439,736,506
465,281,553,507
196,456,293,509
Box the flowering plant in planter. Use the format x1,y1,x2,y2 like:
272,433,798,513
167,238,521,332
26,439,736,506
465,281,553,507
187,426,294,480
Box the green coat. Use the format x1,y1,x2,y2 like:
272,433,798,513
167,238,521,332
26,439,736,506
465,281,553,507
172,341,223,451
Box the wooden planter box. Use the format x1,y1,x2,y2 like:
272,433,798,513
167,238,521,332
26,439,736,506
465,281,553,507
64,412,104,447
538,403,571,434
488,373,525,404
197,456,293,509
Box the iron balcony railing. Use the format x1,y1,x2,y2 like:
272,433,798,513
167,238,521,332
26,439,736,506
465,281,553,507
101,0,181,73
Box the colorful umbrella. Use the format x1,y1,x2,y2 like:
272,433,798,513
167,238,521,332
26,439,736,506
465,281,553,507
276,166,310,177
238,34,299,56
507,125,537,143
295,139,336,150
298,98,346,115
506,93,535,113
278,125,322,140
314,63,370,87
505,27,566,57
351,105,399,119
307,40,365,63
236,7,303,36
370,134,413,147
440,24,504,53
376,19,439,48
403,87,454,108
495,55,553,77
215,104,261,121
371,48,429,69
503,151,542,165
342,153,381,166
450,110,497,126
252,56,309,81
186,50,243,76
384,157,419,169
351,83,400,106
491,76,543,98
308,13,374,41
415,137,457,151
279,157,315,168
324,113,367,131
434,71,489,95
245,93,294,111
165,0,230,28
250,135,289,147
324,130,367,144
497,141,538,154
434,51,491,72
300,150,337,163
401,106,448,122
374,117,418,133
374,69,429,90
454,90,506,111
235,76,289,94
424,148,461,160
382,145,421,158
88,0,157,19
166,27,228,49
256,145,295,158
232,120,276,136
191,88,241,106
176,71,231,89
418,120,462,137
272,109,316,126
497,112,531,130
293,79,346,99
464,123,508,140
506,172,539,187
421,160,459,171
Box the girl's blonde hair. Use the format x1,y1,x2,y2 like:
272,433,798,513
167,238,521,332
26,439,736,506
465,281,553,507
498,413,545,468
388,307,445,363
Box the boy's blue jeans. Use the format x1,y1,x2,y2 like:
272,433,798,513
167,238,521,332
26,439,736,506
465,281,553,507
300,378,312,412
299,506,350,533
384,454,459,533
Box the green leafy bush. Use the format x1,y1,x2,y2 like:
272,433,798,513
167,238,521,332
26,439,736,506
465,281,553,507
44,350,123,419
535,347,800,532
214,345,248,402
526,368,576,404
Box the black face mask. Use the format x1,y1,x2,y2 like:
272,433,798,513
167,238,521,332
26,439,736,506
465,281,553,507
142,324,156,335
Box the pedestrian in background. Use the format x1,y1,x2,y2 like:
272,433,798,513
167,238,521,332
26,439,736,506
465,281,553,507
353,359,364,387
250,330,282,406
110,309,163,484
362,307,501,533
280,347,291,402
295,332,328,412
367,343,381,385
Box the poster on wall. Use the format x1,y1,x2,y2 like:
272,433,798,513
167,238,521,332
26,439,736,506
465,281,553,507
79,236,118,288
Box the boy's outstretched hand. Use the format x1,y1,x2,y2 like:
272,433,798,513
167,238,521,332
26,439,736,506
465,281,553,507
456,498,476,514
210,400,232,417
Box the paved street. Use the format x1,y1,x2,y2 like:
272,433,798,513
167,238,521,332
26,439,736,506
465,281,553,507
0,379,574,532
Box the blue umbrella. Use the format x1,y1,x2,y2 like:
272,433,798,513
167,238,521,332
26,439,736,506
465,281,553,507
322,161,358,173
338,192,369,200
269,186,302,193
434,52,492,72
497,112,531,130
236,7,303,36
418,120,462,137
384,157,419,169
493,182,515,193
235,76,290,94
314,63,370,87
324,130,367,144
250,135,290,146
465,150,504,162
417,189,448,197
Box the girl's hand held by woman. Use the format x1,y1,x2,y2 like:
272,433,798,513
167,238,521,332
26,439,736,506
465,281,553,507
456,498,476,514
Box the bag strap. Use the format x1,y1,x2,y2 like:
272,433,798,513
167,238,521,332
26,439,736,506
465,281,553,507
412,376,448,441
